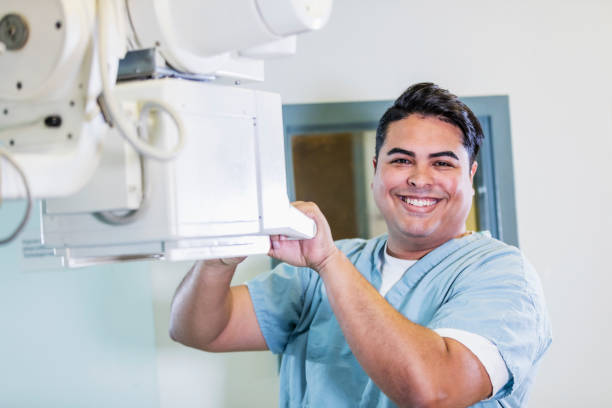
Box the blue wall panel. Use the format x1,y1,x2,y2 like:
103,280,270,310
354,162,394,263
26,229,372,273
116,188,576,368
0,201,159,408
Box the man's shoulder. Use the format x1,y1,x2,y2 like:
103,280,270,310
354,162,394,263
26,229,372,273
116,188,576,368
465,232,524,262
458,232,541,289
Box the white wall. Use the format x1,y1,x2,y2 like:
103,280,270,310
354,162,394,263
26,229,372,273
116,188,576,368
249,0,612,405
152,256,280,408
7,1,608,406
0,203,160,408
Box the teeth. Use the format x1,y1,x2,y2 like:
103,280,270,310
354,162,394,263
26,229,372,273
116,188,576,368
401,196,437,207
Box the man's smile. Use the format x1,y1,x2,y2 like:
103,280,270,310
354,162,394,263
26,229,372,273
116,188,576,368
397,195,441,212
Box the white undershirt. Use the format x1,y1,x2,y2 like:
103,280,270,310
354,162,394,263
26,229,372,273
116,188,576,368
379,246,510,398
379,253,416,296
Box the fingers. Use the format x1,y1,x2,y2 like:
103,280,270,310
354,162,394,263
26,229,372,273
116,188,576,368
269,234,289,252
269,235,279,252
271,202,334,270
290,201,320,224
290,201,318,214
290,201,328,239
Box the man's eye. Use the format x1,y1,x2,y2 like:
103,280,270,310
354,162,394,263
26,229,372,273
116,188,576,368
434,161,453,167
391,158,411,164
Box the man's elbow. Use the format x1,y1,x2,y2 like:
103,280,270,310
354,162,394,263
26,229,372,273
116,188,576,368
168,315,187,344
395,395,447,408
168,313,198,348
406,394,448,408
168,315,219,351
168,320,182,343
392,381,450,408
168,298,186,341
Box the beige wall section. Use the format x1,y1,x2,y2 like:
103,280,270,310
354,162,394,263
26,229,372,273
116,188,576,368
362,131,388,237
154,1,612,406
466,196,479,232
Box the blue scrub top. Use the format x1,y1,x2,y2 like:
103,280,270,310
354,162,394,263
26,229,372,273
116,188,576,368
246,232,552,407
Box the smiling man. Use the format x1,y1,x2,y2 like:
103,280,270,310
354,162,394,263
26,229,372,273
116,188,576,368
372,112,478,259
170,83,552,407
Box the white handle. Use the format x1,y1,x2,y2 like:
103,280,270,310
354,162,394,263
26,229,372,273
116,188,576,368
262,204,317,239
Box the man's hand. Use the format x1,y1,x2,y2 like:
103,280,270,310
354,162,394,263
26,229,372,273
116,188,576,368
202,256,247,269
268,201,339,272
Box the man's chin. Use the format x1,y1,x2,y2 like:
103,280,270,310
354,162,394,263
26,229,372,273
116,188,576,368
395,227,436,240
393,225,458,244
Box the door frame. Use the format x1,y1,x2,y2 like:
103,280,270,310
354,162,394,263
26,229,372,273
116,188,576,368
282,96,519,246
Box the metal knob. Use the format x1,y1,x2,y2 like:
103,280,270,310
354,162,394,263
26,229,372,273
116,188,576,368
0,14,29,51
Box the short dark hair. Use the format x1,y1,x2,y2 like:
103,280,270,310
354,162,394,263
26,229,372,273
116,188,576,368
375,82,484,164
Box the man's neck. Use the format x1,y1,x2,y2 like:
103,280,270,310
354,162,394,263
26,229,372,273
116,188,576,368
386,231,472,260
385,244,433,260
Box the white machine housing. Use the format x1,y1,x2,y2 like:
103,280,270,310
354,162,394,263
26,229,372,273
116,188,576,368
0,0,332,266
43,79,314,266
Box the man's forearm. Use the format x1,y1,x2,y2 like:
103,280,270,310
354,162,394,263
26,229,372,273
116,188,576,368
169,260,236,349
317,252,490,407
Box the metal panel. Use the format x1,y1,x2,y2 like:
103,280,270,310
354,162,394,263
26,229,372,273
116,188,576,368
473,116,500,239
463,96,518,246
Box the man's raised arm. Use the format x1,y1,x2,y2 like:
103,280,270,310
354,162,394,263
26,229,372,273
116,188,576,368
169,258,267,352
269,202,492,407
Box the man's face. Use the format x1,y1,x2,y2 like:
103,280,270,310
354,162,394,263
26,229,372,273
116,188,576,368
372,114,477,253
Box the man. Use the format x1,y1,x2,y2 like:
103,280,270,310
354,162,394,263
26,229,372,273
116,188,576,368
170,83,552,407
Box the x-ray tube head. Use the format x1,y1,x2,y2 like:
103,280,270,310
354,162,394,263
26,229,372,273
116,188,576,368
126,0,332,75
256,0,333,37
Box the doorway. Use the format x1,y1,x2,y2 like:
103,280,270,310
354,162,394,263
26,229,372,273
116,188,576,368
283,97,518,246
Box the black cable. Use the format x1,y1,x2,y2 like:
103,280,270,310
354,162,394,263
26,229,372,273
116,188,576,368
0,147,32,245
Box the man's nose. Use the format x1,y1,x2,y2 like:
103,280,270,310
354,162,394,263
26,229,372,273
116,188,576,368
407,165,433,188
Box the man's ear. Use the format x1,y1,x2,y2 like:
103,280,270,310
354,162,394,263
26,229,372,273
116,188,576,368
372,156,378,172
470,161,478,196
470,161,478,180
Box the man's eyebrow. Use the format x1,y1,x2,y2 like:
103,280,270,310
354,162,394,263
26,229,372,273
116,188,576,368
386,148,459,161
429,151,459,160
386,148,415,157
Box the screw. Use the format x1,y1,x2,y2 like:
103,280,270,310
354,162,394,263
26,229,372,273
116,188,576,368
44,115,62,127
69,100,75,107
55,21,62,29
67,133,73,140
9,140,14,146
16,81,22,90
3,109,7,115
